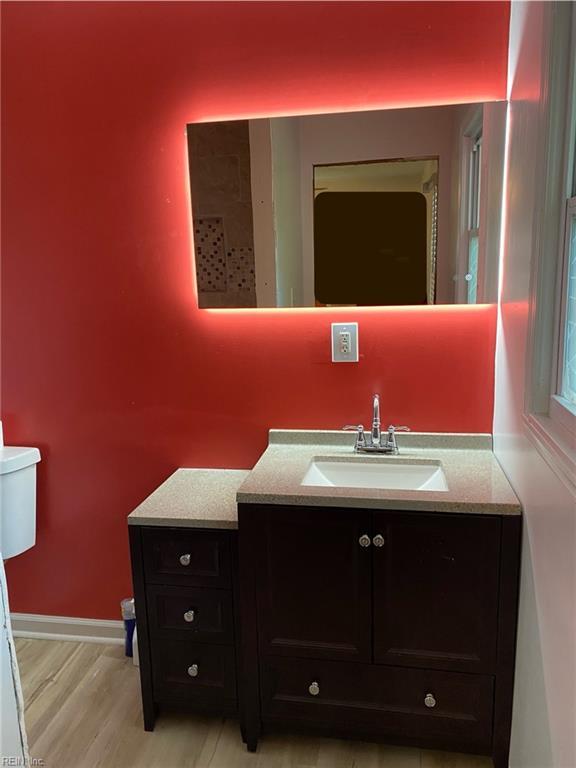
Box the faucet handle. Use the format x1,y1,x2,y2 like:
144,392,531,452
384,425,410,455
343,424,366,450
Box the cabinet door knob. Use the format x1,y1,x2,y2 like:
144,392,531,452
187,664,199,678
179,554,191,566
373,534,385,547
424,693,436,708
308,681,320,696
183,610,195,623
359,534,371,548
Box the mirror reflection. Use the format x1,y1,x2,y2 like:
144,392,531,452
187,102,506,309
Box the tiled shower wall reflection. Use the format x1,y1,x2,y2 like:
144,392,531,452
187,122,257,308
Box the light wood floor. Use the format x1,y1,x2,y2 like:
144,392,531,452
15,639,493,768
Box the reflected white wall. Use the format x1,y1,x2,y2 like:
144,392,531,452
249,119,277,307
270,118,304,307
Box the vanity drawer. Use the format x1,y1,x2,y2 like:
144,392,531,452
147,585,234,644
151,639,237,707
260,657,494,752
142,527,231,588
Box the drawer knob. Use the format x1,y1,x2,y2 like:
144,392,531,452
373,534,385,547
424,693,436,708
183,610,195,623
187,664,199,678
179,554,191,566
308,681,320,697
359,534,371,548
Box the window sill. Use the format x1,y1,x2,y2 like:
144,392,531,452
524,410,576,494
551,394,576,424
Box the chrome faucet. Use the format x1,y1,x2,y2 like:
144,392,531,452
371,393,381,446
344,394,410,454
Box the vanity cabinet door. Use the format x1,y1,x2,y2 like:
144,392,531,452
256,505,372,662
372,512,501,674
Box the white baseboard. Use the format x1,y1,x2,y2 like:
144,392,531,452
11,612,125,645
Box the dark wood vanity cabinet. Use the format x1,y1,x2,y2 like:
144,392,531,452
129,525,240,730
238,504,521,768
129,504,520,768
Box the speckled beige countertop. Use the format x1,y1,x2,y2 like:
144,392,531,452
127,432,521,529
236,430,522,515
128,469,250,529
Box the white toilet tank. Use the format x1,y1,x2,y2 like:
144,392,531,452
0,423,41,560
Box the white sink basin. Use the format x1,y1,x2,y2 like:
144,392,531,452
301,458,449,492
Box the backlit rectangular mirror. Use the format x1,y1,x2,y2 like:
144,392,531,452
187,102,506,309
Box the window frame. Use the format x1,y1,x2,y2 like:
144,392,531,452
554,195,576,414
456,107,483,303
524,2,576,489
466,133,482,304
550,10,576,429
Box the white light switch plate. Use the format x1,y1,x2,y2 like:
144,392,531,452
331,322,359,363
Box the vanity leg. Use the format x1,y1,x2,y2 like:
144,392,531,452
240,722,260,752
492,749,509,768
143,701,157,732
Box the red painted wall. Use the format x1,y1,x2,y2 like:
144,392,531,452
1,2,507,619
